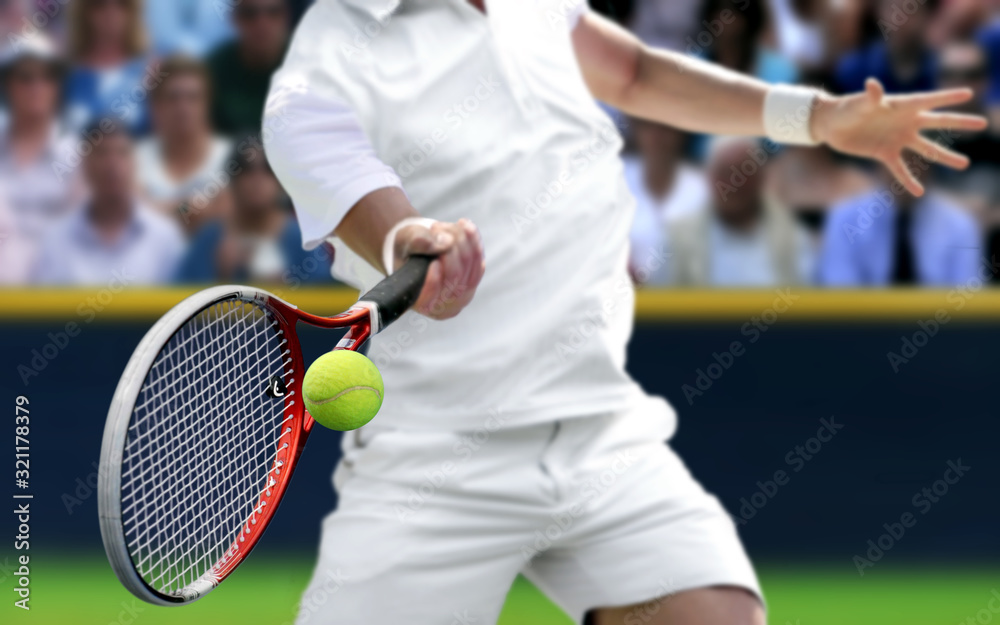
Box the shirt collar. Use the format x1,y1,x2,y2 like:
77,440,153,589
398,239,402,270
338,0,403,18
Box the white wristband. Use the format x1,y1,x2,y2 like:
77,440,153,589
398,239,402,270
763,85,823,146
382,217,438,276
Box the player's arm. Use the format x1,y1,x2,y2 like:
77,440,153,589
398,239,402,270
263,81,484,320
334,188,484,320
571,11,988,196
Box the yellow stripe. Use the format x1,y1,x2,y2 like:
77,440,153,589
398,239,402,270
632,289,997,322
0,288,996,322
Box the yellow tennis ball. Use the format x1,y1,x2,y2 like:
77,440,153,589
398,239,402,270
302,350,384,431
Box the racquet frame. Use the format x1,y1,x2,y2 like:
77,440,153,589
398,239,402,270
99,257,432,606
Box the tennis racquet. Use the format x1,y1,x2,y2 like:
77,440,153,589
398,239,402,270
98,256,433,606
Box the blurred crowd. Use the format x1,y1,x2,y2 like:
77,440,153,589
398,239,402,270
0,0,998,289
0,0,331,287
620,0,1000,287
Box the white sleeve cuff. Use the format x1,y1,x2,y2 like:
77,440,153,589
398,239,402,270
568,2,588,29
763,85,822,146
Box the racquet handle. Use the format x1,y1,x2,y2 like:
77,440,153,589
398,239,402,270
358,254,435,330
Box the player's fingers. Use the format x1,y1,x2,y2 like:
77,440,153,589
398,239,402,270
450,219,475,291
414,259,443,317
895,87,974,112
458,219,485,293
912,136,970,170
463,220,486,287
865,78,885,104
400,224,454,261
885,155,925,197
434,231,468,313
426,222,457,254
918,112,989,132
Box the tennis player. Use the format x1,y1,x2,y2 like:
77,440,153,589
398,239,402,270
263,2,985,623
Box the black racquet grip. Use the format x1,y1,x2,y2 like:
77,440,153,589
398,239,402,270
359,255,434,330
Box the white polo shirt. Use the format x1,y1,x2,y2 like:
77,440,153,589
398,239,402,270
265,0,646,431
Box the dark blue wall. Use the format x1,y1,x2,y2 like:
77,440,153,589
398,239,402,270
4,317,997,564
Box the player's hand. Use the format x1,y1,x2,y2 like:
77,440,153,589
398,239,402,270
393,218,485,320
811,78,989,196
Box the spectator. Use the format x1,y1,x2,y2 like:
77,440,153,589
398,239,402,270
931,38,1000,282
0,0,30,36
64,0,153,135
976,0,1000,126
699,0,767,76
765,0,827,74
664,137,815,286
818,154,981,287
0,35,84,283
33,123,185,285
932,40,1000,213
834,0,940,94
138,55,233,235
623,119,708,284
931,0,991,46
630,0,703,53
145,0,235,57
176,141,331,284
207,0,290,134
0,185,33,284
768,145,876,234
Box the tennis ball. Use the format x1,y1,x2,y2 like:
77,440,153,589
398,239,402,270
302,350,384,431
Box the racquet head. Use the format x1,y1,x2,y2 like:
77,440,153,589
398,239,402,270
98,257,431,605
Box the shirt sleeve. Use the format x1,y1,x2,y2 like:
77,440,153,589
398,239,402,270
263,75,403,251
568,1,588,29
817,202,864,286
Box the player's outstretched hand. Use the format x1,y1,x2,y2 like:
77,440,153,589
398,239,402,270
811,78,989,196
393,219,485,320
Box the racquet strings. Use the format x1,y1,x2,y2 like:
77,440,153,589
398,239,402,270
119,298,292,597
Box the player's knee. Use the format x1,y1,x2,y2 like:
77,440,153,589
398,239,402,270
590,586,764,625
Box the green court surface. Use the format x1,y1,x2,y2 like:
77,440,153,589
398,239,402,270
4,556,997,624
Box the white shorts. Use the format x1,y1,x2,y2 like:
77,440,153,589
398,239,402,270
295,396,761,625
